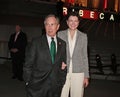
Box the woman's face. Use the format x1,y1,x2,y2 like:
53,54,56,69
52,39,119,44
67,16,79,31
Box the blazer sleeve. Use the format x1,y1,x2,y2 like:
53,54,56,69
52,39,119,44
82,34,89,78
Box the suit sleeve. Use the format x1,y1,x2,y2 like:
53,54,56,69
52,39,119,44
59,41,67,86
23,39,36,83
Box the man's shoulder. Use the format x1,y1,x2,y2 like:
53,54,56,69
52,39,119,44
20,31,27,36
10,32,15,36
57,36,66,45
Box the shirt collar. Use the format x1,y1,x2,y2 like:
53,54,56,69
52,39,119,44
68,29,77,40
16,31,20,35
46,34,57,46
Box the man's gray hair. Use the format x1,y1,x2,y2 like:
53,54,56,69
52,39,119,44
44,14,60,25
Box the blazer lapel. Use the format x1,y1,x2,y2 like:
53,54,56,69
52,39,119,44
66,29,79,59
71,29,80,58
66,29,71,59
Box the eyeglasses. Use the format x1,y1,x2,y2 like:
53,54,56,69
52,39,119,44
45,23,58,26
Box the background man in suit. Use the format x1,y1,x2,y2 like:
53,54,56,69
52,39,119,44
8,24,27,81
23,14,67,97
58,12,89,97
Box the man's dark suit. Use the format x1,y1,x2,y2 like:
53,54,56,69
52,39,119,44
23,34,66,97
8,31,27,80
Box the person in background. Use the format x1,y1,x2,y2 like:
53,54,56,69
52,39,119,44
8,24,27,81
111,53,117,74
23,14,67,97
58,12,89,97
95,54,104,73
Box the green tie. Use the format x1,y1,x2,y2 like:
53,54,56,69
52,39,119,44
50,38,56,64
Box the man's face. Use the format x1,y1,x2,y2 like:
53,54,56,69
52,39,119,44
45,17,60,37
15,25,21,33
67,16,79,31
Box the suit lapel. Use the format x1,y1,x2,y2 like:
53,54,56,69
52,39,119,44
41,35,52,64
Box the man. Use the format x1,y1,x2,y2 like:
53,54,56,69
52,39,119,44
23,14,67,97
8,24,27,81
58,12,89,97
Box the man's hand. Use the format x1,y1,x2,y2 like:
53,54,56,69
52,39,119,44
10,48,18,53
61,62,67,70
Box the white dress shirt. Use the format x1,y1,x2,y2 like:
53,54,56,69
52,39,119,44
14,32,20,42
68,29,77,73
46,34,57,52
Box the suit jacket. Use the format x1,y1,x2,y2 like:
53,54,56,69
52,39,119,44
8,31,27,59
58,29,89,78
23,34,66,97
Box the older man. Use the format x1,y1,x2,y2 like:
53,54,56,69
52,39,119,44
23,14,67,97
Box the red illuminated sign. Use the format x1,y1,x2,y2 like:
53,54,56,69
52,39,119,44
79,9,99,20
63,7,120,22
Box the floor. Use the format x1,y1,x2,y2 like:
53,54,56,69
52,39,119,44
0,62,120,97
